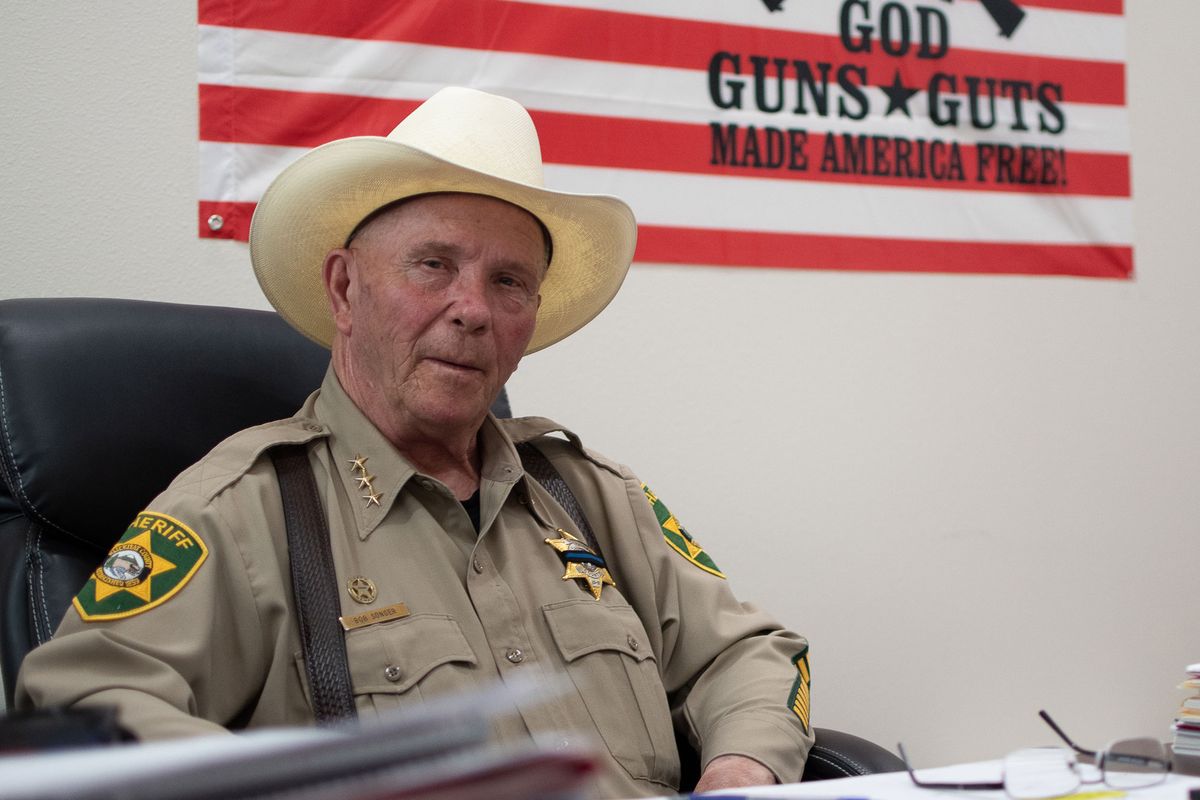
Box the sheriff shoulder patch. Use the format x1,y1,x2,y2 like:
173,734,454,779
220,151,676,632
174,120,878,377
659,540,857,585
73,511,209,622
788,648,812,733
642,483,724,579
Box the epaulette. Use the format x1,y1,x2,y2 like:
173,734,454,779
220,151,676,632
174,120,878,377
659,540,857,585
170,417,329,502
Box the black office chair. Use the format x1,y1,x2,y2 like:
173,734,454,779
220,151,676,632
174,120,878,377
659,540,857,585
0,297,902,780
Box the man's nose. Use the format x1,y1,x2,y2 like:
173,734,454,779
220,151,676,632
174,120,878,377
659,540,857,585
448,274,492,332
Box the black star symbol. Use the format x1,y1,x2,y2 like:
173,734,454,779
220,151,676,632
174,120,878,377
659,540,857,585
881,71,920,118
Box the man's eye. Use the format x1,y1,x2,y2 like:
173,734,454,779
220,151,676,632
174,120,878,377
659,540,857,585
497,275,535,295
421,259,445,269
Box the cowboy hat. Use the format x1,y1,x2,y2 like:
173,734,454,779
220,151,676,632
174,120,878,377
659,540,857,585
249,86,637,353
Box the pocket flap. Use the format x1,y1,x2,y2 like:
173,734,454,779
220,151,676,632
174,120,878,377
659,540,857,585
542,600,653,663
345,613,477,693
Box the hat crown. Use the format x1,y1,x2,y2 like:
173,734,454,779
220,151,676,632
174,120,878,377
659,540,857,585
387,87,546,188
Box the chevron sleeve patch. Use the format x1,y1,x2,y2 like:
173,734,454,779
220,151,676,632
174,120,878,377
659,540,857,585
789,648,811,733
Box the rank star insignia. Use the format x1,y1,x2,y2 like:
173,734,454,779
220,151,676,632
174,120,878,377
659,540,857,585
348,453,383,508
545,529,615,600
73,511,208,622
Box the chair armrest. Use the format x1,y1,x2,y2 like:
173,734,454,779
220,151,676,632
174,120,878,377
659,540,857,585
801,727,907,781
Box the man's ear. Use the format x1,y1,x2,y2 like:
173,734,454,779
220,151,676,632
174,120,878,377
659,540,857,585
323,249,355,337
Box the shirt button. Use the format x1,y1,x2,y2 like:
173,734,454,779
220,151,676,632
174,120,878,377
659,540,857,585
505,648,525,664
627,635,639,651
473,557,484,574
383,664,402,682
302,423,322,433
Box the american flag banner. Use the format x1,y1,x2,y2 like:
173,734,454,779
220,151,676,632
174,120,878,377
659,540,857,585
197,0,1131,278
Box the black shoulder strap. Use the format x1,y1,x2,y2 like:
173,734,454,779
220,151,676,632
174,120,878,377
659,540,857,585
269,439,601,726
270,443,357,724
514,441,603,557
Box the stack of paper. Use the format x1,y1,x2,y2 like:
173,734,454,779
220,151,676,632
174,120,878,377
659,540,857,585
0,679,596,800
1173,663,1200,759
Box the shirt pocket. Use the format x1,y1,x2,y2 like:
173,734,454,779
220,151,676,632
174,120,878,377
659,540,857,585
543,599,679,788
308,613,479,716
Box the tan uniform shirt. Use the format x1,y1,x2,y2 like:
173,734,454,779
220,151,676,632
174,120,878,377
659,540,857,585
17,369,813,798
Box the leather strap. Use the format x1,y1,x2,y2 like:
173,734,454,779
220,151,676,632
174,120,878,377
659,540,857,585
270,444,358,724
269,439,601,726
515,441,603,557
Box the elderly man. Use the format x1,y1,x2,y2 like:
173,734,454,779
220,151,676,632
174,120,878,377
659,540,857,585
17,87,812,797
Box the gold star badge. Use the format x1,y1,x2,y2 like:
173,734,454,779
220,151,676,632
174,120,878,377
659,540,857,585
544,529,593,555
348,454,369,472
545,529,614,600
362,489,382,507
562,560,615,600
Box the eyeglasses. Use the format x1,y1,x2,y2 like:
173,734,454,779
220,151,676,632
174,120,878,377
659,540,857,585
899,710,1171,799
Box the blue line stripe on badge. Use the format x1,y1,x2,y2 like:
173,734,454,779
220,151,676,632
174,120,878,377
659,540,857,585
563,552,605,566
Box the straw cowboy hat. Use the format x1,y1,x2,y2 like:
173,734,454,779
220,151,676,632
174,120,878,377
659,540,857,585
249,86,638,354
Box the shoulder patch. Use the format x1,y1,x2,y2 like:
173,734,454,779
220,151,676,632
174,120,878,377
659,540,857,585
789,648,812,733
642,483,724,579
73,511,209,622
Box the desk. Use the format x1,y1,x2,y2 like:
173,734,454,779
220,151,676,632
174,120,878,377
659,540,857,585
690,760,1200,800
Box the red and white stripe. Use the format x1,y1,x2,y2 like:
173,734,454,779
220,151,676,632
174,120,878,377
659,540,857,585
198,0,1131,278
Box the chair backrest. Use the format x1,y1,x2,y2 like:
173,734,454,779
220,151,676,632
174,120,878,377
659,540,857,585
0,298,336,705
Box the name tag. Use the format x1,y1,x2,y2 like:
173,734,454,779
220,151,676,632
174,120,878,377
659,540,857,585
339,602,410,631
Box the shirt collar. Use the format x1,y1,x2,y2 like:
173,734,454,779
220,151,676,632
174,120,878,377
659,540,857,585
313,367,525,539
314,367,416,538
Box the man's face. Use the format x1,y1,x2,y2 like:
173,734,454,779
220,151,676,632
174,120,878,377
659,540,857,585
327,193,546,438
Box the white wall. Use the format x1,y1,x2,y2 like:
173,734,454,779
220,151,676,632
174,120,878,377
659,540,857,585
3,1,1196,764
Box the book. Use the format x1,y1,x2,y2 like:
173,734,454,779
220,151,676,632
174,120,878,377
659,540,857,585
1174,663,1200,758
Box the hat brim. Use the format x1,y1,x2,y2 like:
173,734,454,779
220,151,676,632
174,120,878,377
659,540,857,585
249,137,637,354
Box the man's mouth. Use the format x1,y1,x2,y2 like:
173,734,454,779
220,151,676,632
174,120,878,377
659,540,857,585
425,356,482,373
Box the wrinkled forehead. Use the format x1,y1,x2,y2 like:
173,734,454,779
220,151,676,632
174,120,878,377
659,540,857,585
344,191,553,269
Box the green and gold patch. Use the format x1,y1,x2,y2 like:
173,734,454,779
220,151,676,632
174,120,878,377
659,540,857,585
642,483,724,579
789,648,812,733
73,511,208,622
